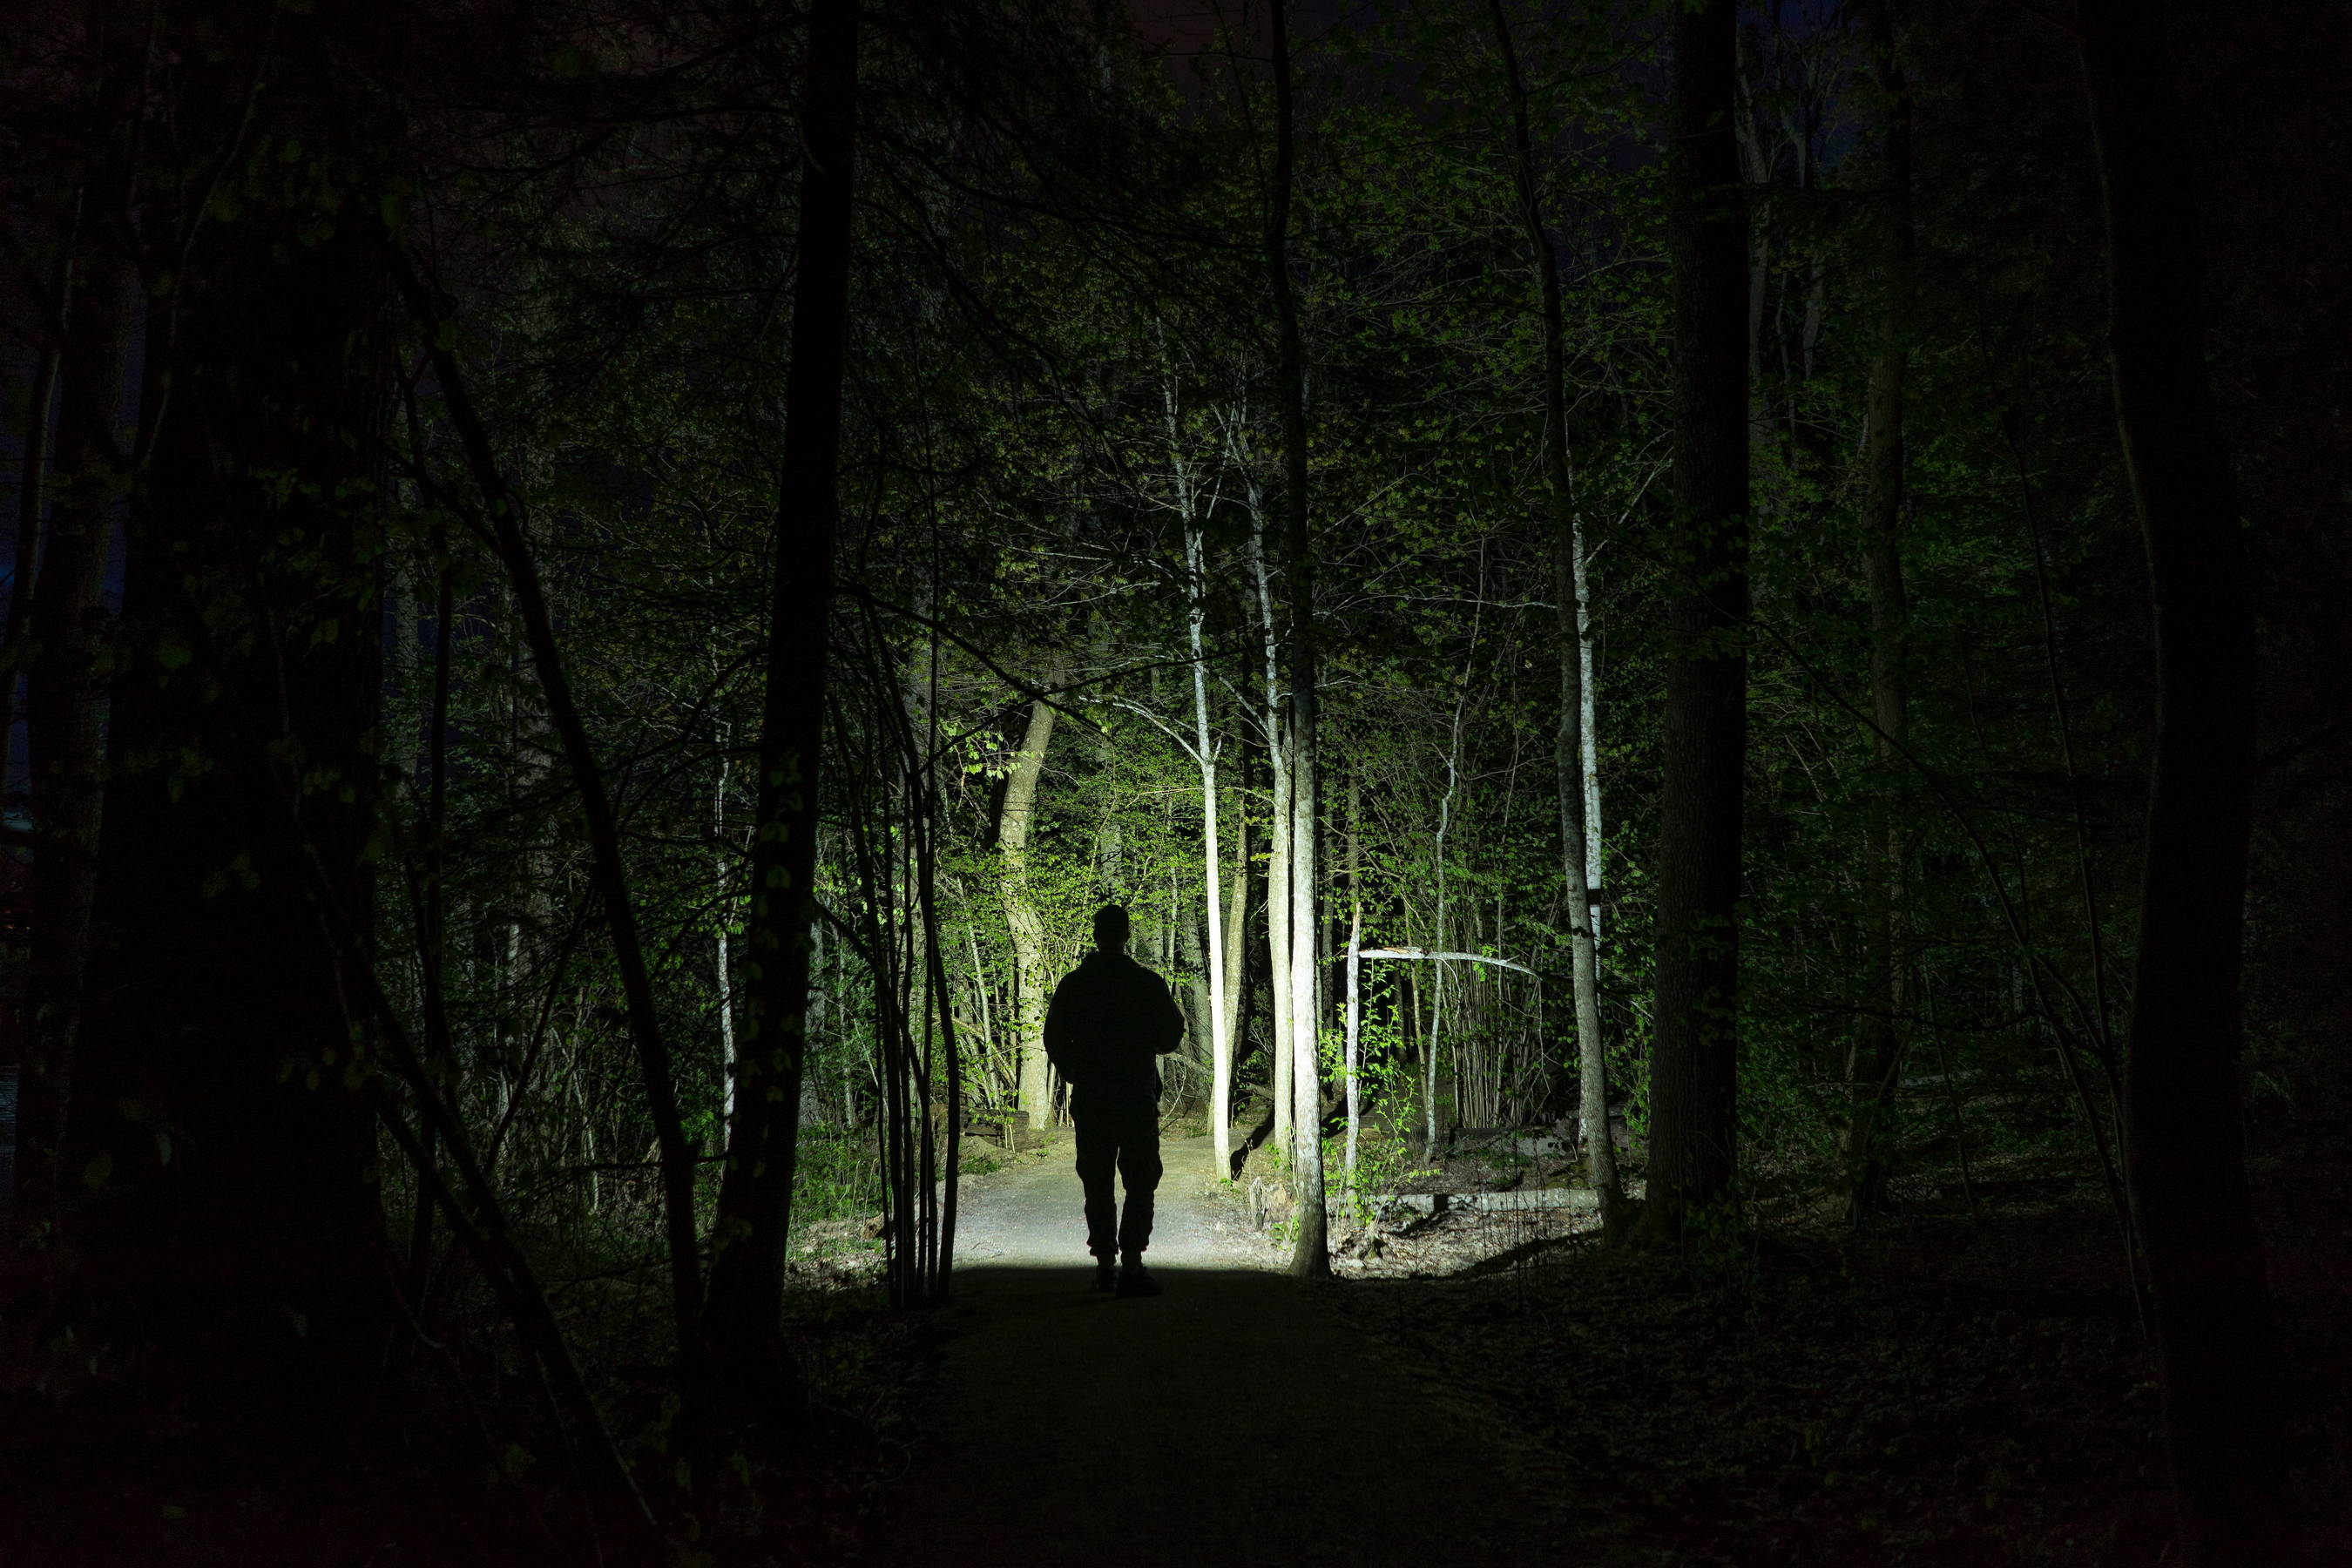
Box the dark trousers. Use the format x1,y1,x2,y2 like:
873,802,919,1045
1071,1095,1162,1258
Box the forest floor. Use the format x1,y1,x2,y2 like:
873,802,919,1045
1323,1131,2352,1565
852,1128,1576,1565
814,1116,2351,1568
6,1117,2340,1565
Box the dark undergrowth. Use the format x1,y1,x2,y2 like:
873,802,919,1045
0,1259,928,1567
7,1118,2341,1565
1332,1119,2351,1566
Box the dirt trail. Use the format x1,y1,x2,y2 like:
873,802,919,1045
869,1132,1567,1566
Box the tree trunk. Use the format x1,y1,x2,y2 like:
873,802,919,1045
1342,772,1363,1186
1845,0,1913,1225
0,228,73,761
703,0,861,1390
1488,0,1623,1223
1000,687,1058,1128
1641,0,1749,1239
71,39,397,1398
1557,532,1620,1213
407,287,706,1367
1422,575,1496,1146
1222,808,1248,1133
1173,416,1233,1169
2077,4,2288,1558
409,553,457,1300
1287,697,1325,1274
1250,508,1294,1153
716,752,738,1132
17,225,132,1244
1575,520,1604,943
1268,0,1328,1278
916,795,963,1299
1427,700,1464,1160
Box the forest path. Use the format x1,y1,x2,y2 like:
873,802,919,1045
868,1132,1570,1565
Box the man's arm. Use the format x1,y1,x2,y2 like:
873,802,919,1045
1152,975,1186,1056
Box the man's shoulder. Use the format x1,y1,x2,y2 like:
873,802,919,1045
1067,952,1170,998
1110,954,1171,992
1065,950,1119,982
1058,952,1122,997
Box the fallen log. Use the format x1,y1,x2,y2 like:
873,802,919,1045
1373,1187,1602,1217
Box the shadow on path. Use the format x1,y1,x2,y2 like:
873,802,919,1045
870,1138,1563,1565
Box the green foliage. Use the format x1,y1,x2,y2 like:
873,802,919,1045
354,0,2192,1323
790,1129,885,1231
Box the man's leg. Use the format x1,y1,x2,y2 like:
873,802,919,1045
1072,1107,1120,1266
1114,1100,1164,1262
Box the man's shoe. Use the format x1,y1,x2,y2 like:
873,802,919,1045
1091,1259,1118,1293
1115,1257,1162,1298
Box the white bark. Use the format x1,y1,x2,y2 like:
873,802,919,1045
1426,683,1468,1157
1573,519,1605,941
716,752,738,1132
1288,712,1323,1216
1556,521,1620,1206
1343,907,1362,1186
1000,687,1058,1128
1247,498,1293,1153
1168,377,1233,1173
1222,814,1247,1085
1193,625,1230,1167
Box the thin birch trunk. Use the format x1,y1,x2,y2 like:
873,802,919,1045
1270,0,1328,1277
1343,771,1363,1187
1426,679,1468,1160
1223,809,1248,1110
1558,527,1620,1212
1489,0,1621,1219
1168,379,1233,1171
1576,534,1603,942
1249,504,1294,1154
1192,635,1229,1165
716,751,738,1132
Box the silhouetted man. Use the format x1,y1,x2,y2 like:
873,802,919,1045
1044,904,1186,1297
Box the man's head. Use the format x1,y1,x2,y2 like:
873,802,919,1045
1092,904,1131,952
